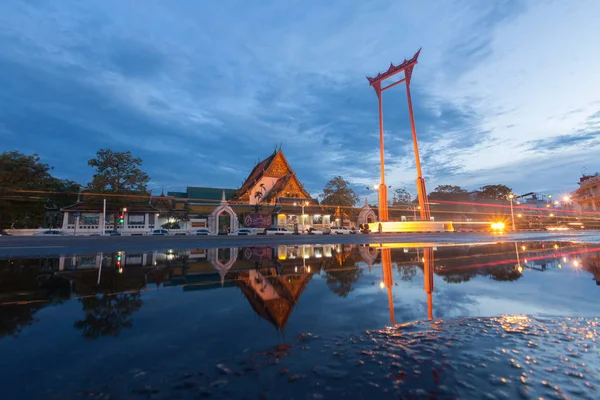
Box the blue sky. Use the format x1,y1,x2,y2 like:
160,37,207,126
1,0,599,202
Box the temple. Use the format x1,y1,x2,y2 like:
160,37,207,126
59,149,338,234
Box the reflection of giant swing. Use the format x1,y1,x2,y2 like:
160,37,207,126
381,246,434,325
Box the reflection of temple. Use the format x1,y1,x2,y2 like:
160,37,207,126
235,267,312,331
582,254,600,286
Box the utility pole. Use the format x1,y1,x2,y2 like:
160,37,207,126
508,194,516,231
102,198,106,235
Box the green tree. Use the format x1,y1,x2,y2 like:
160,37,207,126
320,176,359,207
87,149,150,194
392,187,412,205
428,185,469,200
476,184,513,200
0,151,80,228
87,149,151,216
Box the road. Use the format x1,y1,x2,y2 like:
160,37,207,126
1,231,599,258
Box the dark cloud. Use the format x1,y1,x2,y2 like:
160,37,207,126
109,40,167,78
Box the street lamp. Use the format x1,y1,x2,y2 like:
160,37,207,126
293,201,309,227
506,194,516,231
367,184,391,220
408,205,420,220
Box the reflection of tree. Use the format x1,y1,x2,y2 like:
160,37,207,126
0,258,69,338
74,292,142,339
324,267,362,297
397,265,417,282
484,265,523,282
0,303,45,338
438,269,478,284
322,246,362,297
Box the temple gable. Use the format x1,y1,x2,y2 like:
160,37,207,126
264,152,292,178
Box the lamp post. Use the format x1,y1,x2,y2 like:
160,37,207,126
294,201,309,228
368,184,391,221
410,205,421,220
507,194,516,231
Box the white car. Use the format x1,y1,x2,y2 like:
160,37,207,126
263,227,292,235
35,230,71,236
147,229,170,236
232,228,255,235
330,226,357,234
188,228,214,235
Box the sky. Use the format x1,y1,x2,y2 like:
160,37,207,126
1,0,600,202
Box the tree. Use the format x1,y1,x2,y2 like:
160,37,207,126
87,149,150,194
476,184,513,200
392,187,412,205
428,185,469,201
320,176,359,207
0,151,80,228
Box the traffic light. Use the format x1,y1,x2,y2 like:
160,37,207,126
119,214,124,224
116,251,122,273
123,207,127,213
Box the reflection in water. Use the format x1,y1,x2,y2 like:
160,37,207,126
75,293,143,339
323,245,363,298
380,248,395,324
423,247,434,321
1,241,600,340
381,247,434,325
3,241,600,399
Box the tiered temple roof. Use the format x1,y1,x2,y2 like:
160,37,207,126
237,150,312,203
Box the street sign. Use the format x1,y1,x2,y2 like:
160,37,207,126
73,212,81,217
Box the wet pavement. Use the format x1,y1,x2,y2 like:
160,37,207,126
1,240,599,399
2,230,600,258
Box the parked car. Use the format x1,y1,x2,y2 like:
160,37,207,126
233,228,254,235
330,226,357,234
188,228,214,235
147,229,170,236
0,230,10,236
263,227,292,235
35,230,71,236
90,230,121,236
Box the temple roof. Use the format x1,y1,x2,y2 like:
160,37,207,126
238,150,279,196
265,173,311,201
236,272,312,331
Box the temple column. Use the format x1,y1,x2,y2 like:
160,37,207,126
62,212,69,229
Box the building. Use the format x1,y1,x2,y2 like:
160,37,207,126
58,149,340,235
60,193,173,235
571,173,600,211
165,149,336,231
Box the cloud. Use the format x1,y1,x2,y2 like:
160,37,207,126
0,0,599,201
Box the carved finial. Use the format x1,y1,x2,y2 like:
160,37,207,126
365,197,369,207
221,190,226,202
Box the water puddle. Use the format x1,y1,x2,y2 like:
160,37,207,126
1,240,599,398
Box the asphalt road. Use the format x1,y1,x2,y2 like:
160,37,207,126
1,231,599,258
